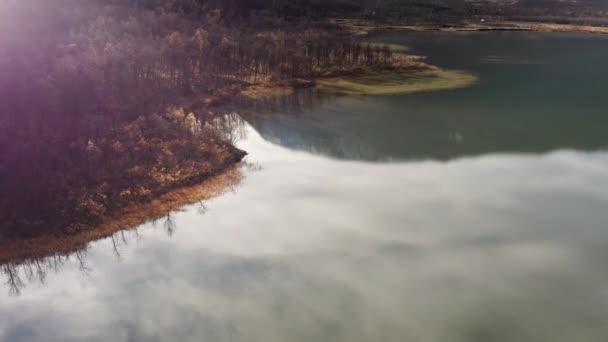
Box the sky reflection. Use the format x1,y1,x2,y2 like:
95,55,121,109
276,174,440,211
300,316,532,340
2,123,608,342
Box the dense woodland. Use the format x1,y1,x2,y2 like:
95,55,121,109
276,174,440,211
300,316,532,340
0,0,400,239
2,0,606,239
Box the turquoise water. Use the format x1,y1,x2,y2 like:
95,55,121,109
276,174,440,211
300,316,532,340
2,32,608,342
244,31,608,160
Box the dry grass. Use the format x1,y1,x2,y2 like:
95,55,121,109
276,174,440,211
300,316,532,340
0,165,243,265
315,66,478,96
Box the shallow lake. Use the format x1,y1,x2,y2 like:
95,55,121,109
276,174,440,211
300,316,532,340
2,32,608,342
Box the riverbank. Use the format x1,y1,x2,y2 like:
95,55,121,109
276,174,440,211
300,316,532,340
248,17,608,96
331,18,608,36
0,96,247,264
240,52,477,98
0,164,243,265
3,7,455,264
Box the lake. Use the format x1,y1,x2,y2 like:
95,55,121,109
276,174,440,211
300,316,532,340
2,31,608,342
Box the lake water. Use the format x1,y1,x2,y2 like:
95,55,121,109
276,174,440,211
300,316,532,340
2,32,608,342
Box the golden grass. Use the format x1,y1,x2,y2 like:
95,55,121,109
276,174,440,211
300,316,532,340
0,165,243,265
315,68,478,96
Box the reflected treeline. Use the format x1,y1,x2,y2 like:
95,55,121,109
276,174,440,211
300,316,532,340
206,111,250,146
232,88,336,118
1,120,252,296
2,248,91,297
1,216,153,295
233,83,608,162
2,205,213,296
230,89,377,159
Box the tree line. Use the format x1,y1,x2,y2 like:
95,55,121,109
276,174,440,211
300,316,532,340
0,0,395,238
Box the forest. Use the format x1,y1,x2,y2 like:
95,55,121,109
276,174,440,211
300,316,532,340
0,0,400,240
2,0,605,240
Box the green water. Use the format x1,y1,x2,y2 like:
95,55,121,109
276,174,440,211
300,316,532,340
1,32,608,342
244,31,608,160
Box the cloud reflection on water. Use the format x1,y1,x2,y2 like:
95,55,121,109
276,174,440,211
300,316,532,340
1,123,608,341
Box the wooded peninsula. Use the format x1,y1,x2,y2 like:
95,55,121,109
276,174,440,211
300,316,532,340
1,0,607,263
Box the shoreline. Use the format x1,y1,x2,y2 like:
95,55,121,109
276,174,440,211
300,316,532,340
331,18,608,36
6,17,586,265
240,18,608,99
0,163,244,265
239,52,478,99
1,18,483,265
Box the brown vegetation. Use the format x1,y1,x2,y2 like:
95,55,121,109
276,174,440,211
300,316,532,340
0,0,408,246
0,166,243,266
2,0,604,270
